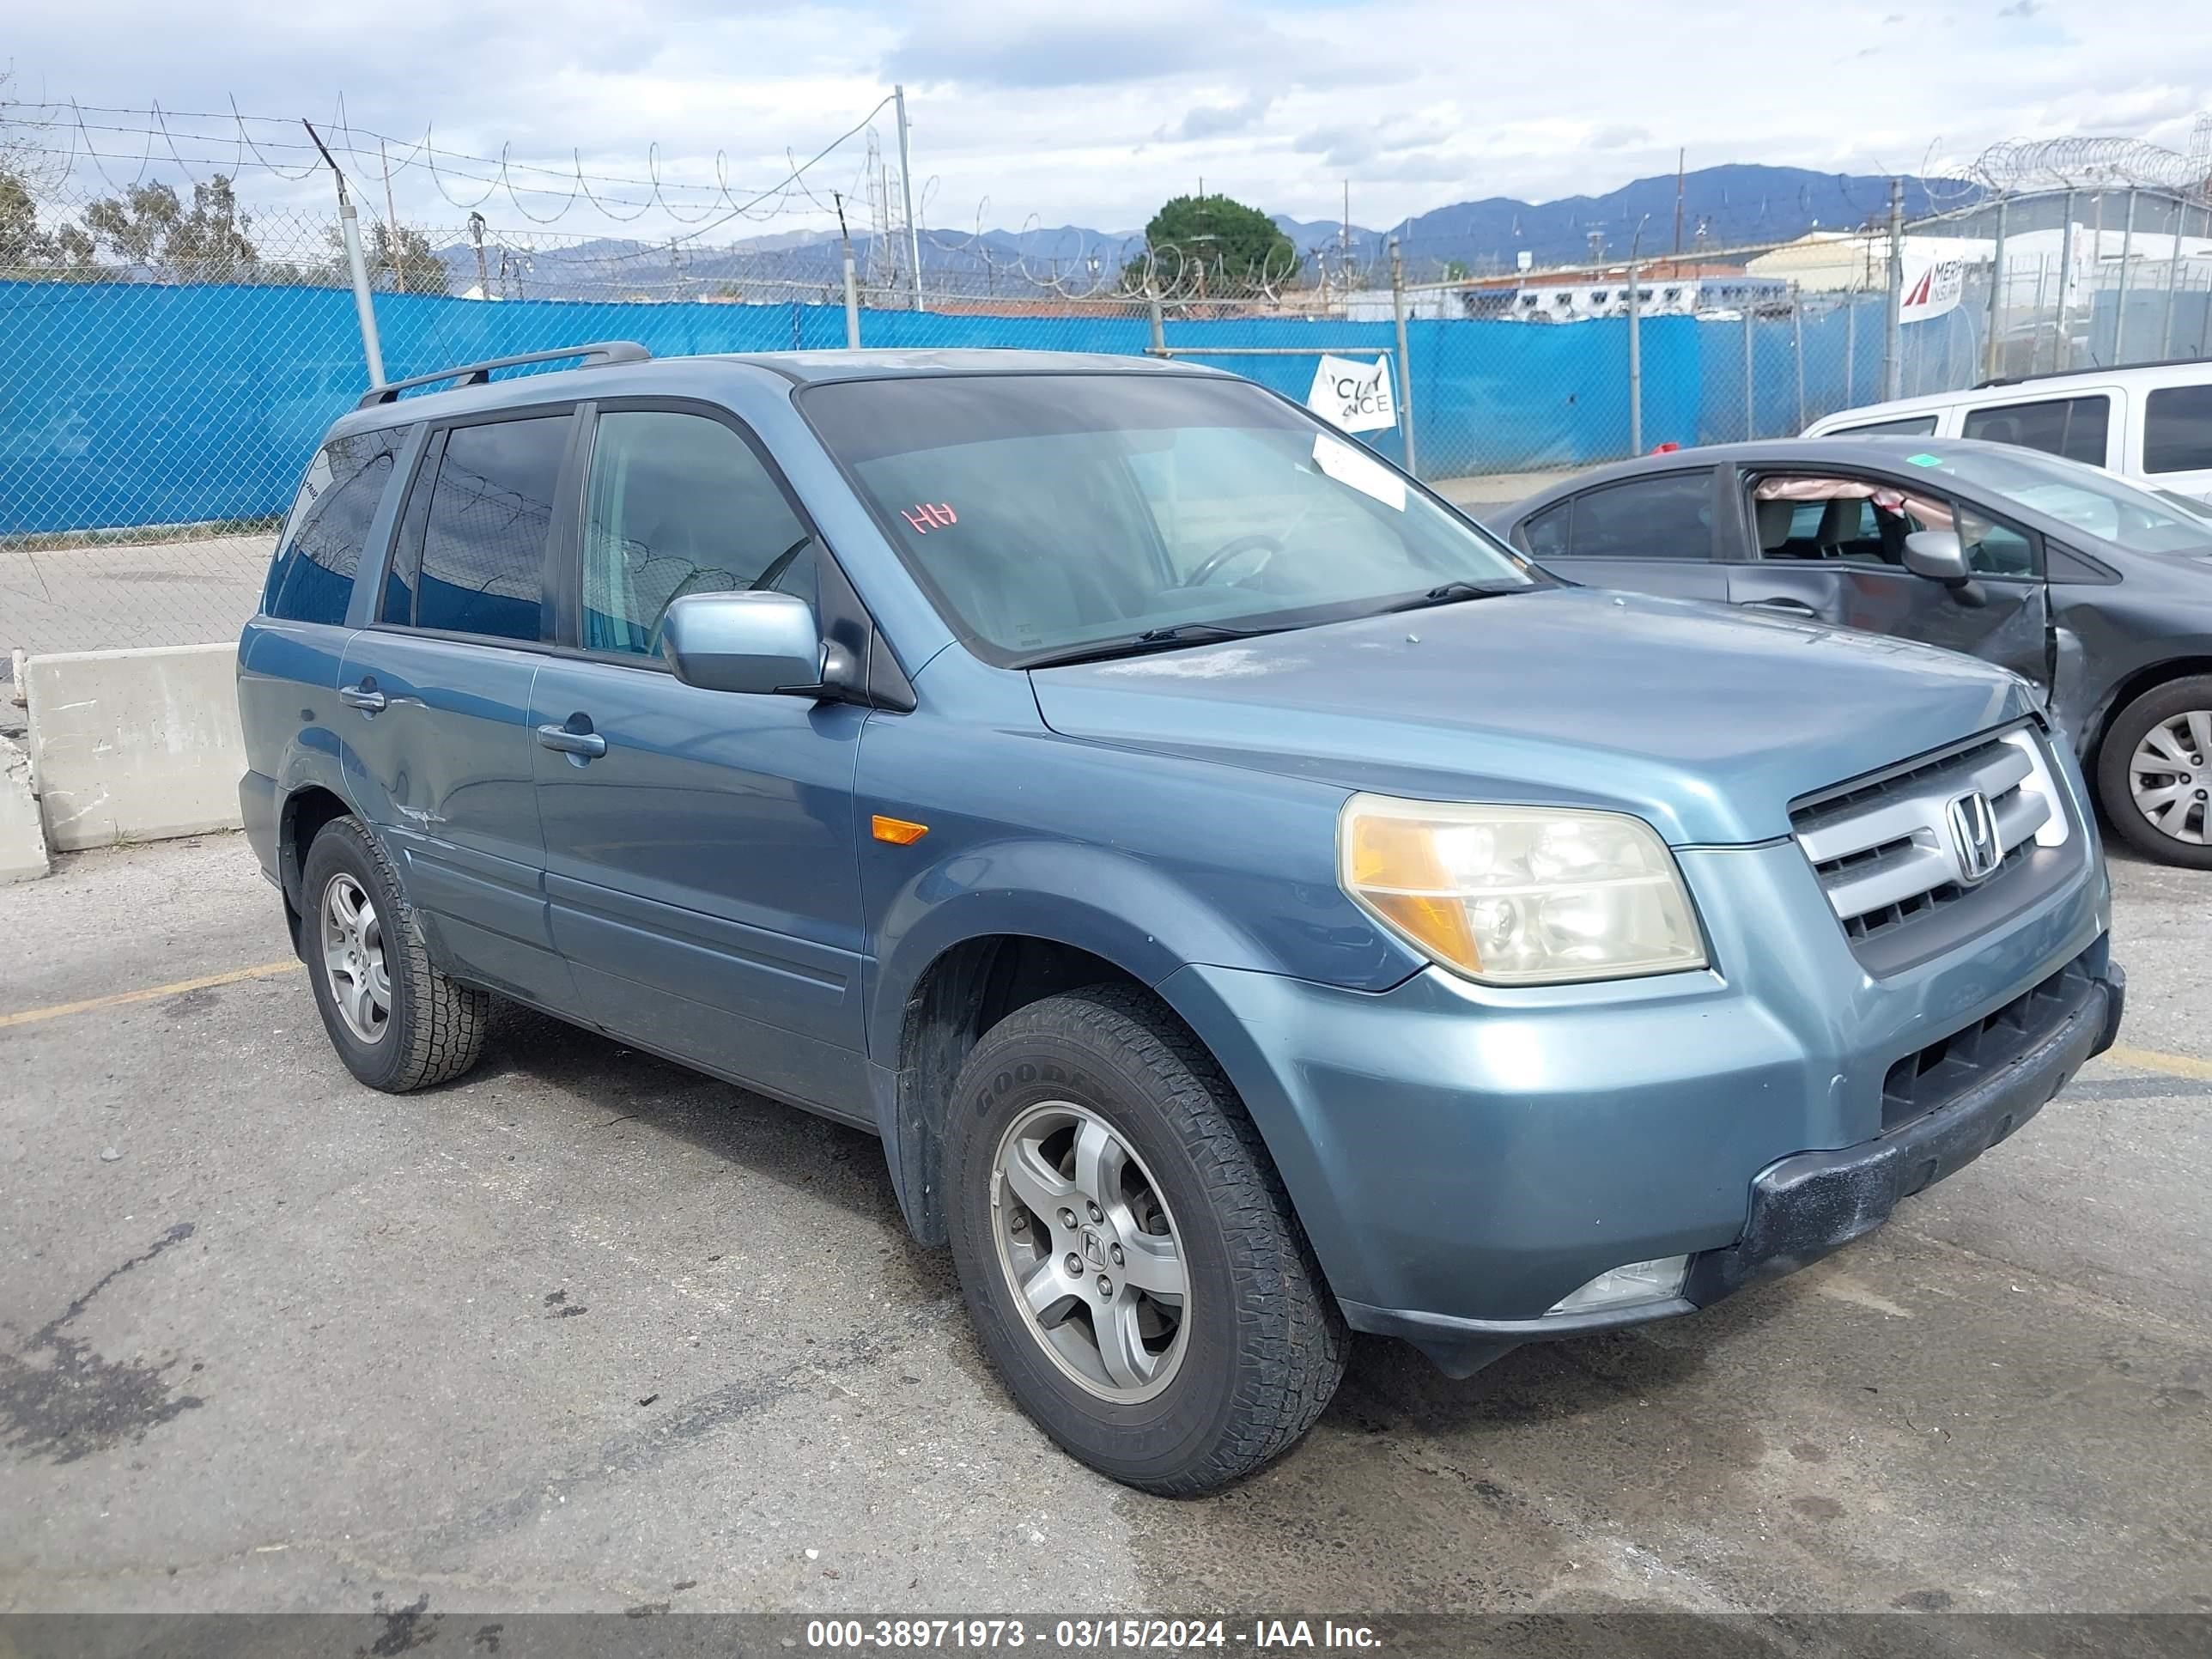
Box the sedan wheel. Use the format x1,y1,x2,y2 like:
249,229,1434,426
2098,675,2212,868
2126,709,2212,848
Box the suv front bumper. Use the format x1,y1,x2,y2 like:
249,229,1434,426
1160,836,2117,1377
1346,960,2122,1375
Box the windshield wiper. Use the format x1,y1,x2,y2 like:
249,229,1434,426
1020,621,1286,670
1377,580,1527,614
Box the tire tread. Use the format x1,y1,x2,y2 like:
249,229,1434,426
307,817,490,1091
951,982,1347,1495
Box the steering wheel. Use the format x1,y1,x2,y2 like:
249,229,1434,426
1186,532,1285,587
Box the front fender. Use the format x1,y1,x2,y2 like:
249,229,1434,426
866,836,1335,1060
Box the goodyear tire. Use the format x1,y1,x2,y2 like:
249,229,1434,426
299,816,490,1091
944,984,1346,1495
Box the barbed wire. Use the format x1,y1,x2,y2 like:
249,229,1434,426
0,98,896,230
1971,134,2212,200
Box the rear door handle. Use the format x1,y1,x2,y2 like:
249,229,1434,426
1740,597,1819,616
339,683,386,713
536,722,607,760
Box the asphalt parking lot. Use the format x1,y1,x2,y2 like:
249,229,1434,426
2,835,2208,1620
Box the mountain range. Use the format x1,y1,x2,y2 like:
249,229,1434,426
441,163,1974,301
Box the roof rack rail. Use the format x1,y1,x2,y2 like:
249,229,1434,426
1972,351,2211,391
357,341,652,409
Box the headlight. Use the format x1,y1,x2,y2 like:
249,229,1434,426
1338,796,1708,985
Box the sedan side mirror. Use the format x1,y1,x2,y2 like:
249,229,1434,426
1901,530,1987,608
660,590,844,696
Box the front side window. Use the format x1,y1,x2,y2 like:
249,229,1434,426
800,374,1534,662
1751,475,2038,577
264,426,409,625
1559,471,1715,560
1873,445,2212,554
2142,383,2212,476
580,410,815,657
404,416,569,642
1962,395,2111,466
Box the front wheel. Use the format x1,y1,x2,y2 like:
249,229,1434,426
2096,677,2212,868
944,985,1346,1495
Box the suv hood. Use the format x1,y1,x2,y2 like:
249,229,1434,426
1029,587,2033,846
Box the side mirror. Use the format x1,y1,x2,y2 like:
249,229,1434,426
660,591,831,695
1901,530,1987,608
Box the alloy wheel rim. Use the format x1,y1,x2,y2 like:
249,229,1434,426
2127,710,2212,846
319,872,392,1044
988,1100,1189,1402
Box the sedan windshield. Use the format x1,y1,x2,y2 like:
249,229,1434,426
1902,443,2212,554
801,372,1535,663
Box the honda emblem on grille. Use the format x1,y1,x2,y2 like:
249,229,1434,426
1947,790,2001,884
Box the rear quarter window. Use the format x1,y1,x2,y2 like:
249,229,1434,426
2142,383,2212,475
264,427,410,625
1961,395,2110,465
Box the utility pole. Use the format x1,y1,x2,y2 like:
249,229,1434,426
1881,177,1905,401
468,211,490,300
1984,197,2008,382
836,191,861,349
894,83,925,312
380,139,405,293
1342,179,1351,276
1390,235,1417,477
304,120,385,386
1671,147,1686,257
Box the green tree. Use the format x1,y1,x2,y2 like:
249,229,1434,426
82,175,259,281
0,167,100,278
1143,191,1298,288
369,220,451,295
324,220,452,294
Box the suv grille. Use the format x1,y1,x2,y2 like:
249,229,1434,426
1880,948,2096,1133
1790,726,2075,973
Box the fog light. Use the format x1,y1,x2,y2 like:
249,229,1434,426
1545,1255,1689,1316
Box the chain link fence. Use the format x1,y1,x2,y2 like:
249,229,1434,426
6,143,2209,671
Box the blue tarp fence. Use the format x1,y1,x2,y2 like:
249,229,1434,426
0,280,1963,537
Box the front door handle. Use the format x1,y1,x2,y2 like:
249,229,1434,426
1740,597,1819,616
536,721,607,760
339,683,386,713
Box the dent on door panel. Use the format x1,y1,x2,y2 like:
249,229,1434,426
335,633,562,1002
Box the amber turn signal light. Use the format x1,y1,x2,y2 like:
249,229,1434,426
872,815,929,845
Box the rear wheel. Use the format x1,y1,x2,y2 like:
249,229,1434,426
299,817,490,1090
2097,677,2212,868
944,985,1346,1495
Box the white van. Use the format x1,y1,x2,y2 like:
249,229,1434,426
1802,360,2212,503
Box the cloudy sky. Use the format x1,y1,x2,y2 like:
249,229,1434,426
6,0,2210,240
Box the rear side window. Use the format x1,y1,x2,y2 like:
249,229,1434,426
1832,414,1939,437
395,416,570,642
1559,471,1715,560
264,427,409,625
1962,395,2110,465
1519,501,1569,559
2142,383,2212,475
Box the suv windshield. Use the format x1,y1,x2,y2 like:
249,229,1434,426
1905,443,2212,554
802,372,1534,663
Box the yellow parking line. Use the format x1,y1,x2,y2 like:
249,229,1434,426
2101,1044,2212,1084
0,959,302,1030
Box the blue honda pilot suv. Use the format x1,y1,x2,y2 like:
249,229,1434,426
239,343,2124,1494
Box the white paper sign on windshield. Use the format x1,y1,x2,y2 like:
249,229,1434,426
1311,433,1407,511
1306,355,1399,433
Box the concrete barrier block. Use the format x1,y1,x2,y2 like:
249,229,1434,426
24,643,245,853
0,732,49,882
